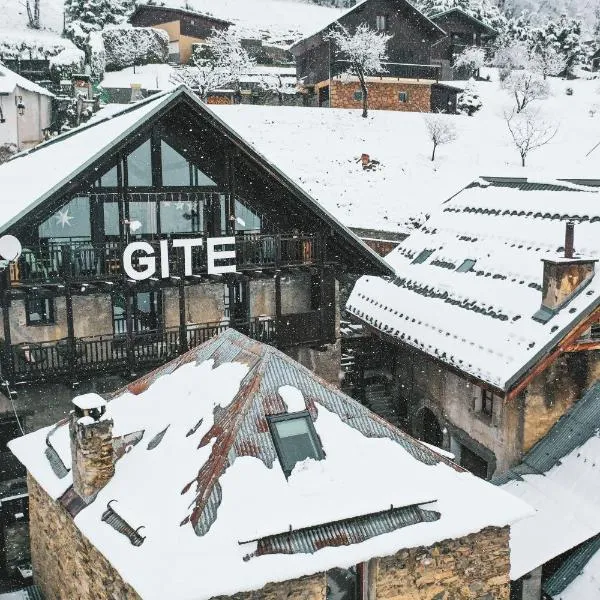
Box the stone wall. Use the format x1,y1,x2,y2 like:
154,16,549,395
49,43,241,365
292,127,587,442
375,526,510,600
330,80,432,112
28,474,139,600
210,574,327,600
286,340,341,387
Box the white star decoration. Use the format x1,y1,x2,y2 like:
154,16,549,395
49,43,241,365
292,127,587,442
54,208,73,228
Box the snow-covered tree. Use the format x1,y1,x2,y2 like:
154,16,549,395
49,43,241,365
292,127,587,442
493,40,530,80
529,46,567,79
454,46,486,77
416,0,506,31
424,114,457,161
328,23,392,118
170,28,254,101
504,108,558,166
501,68,548,112
65,0,130,49
457,78,482,115
534,15,584,77
25,0,40,29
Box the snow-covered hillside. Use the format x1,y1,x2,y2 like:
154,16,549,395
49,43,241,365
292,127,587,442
213,71,600,233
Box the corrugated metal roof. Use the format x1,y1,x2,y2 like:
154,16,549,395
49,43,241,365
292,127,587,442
0,585,44,600
249,504,440,558
493,381,600,485
129,329,455,546
543,534,600,597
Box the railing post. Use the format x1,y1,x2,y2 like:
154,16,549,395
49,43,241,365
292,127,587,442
178,280,188,354
1,269,14,385
124,288,136,376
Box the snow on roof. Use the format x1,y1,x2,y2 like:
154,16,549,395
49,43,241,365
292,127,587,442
159,0,344,47
72,393,107,411
9,330,531,600
0,63,54,97
347,178,600,390
0,90,174,233
100,64,177,92
495,381,600,580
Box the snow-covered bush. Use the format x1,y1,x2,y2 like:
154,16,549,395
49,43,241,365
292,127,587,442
457,79,482,116
454,46,486,77
102,27,169,71
0,144,17,165
88,31,106,83
65,0,130,49
0,36,73,60
493,41,530,81
49,48,86,83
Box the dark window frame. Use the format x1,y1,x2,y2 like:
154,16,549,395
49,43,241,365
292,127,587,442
25,296,55,326
268,410,324,477
398,91,409,103
353,90,363,102
481,389,494,418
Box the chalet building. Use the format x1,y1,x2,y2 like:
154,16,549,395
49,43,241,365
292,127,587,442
8,329,531,600
347,177,600,480
0,85,390,434
495,380,600,600
290,0,462,113
129,4,232,64
429,8,498,80
0,64,53,153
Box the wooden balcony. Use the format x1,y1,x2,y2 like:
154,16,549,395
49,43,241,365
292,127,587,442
2,311,329,384
8,234,323,287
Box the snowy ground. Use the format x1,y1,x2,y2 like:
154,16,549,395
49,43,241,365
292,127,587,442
212,70,600,233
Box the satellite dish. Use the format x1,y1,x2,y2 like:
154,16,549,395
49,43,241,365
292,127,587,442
0,235,22,261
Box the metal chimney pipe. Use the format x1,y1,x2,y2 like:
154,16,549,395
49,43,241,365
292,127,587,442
565,222,575,259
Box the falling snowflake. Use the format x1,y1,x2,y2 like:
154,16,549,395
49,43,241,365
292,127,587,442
54,208,74,228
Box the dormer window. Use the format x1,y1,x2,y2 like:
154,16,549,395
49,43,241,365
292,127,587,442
376,15,387,31
268,411,324,477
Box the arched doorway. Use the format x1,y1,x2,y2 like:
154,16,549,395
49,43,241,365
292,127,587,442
415,407,443,448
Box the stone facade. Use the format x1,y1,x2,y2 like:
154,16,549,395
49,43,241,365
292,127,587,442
28,473,510,600
375,527,510,600
330,79,432,112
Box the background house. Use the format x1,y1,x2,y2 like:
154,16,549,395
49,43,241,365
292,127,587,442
8,329,531,600
290,0,462,112
129,4,231,64
0,64,53,153
347,177,600,479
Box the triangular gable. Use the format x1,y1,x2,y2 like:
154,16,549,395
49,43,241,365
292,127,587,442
0,86,392,276
430,7,498,35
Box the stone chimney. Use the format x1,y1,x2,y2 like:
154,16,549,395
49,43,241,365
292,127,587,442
541,222,597,311
69,394,114,500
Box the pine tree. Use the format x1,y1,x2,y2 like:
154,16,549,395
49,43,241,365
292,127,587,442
415,0,506,32
64,0,129,48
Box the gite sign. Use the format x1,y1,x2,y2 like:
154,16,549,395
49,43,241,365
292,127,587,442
123,237,236,281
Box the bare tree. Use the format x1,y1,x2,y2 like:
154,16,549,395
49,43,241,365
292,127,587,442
425,115,457,161
504,108,558,167
501,69,549,113
170,28,254,101
328,23,391,118
21,0,40,28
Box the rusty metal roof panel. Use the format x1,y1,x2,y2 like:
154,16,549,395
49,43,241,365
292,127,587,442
252,505,440,557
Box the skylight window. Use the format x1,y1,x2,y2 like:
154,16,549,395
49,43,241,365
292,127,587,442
268,411,324,477
457,259,476,273
412,249,434,264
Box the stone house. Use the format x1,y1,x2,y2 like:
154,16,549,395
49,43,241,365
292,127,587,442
495,380,600,600
289,0,463,112
347,177,600,480
0,64,53,153
129,4,232,64
9,329,531,600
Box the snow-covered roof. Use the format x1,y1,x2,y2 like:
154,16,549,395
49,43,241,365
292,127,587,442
158,0,344,47
9,329,531,600
347,177,600,390
0,63,54,97
429,7,498,35
495,381,600,580
100,64,177,92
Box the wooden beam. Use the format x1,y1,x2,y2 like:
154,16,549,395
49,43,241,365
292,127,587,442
506,306,600,401
1,270,13,383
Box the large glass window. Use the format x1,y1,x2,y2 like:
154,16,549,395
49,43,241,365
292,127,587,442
126,139,153,187
160,199,204,234
268,412,323,477
128,200,158,236
161,140,217,187
235,199,261,233
38,196,91,241
95,165,118,188
104,202,120,237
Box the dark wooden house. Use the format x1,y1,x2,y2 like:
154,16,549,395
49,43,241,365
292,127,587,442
430,8,498,80
0,86,391,399
289,0,462,113
129,4,232,64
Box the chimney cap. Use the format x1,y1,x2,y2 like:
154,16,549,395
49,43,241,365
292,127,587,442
72,393,107,421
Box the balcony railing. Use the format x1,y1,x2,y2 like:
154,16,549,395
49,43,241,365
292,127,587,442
331,60,441,82
3,312,326,383
8,234,323,286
